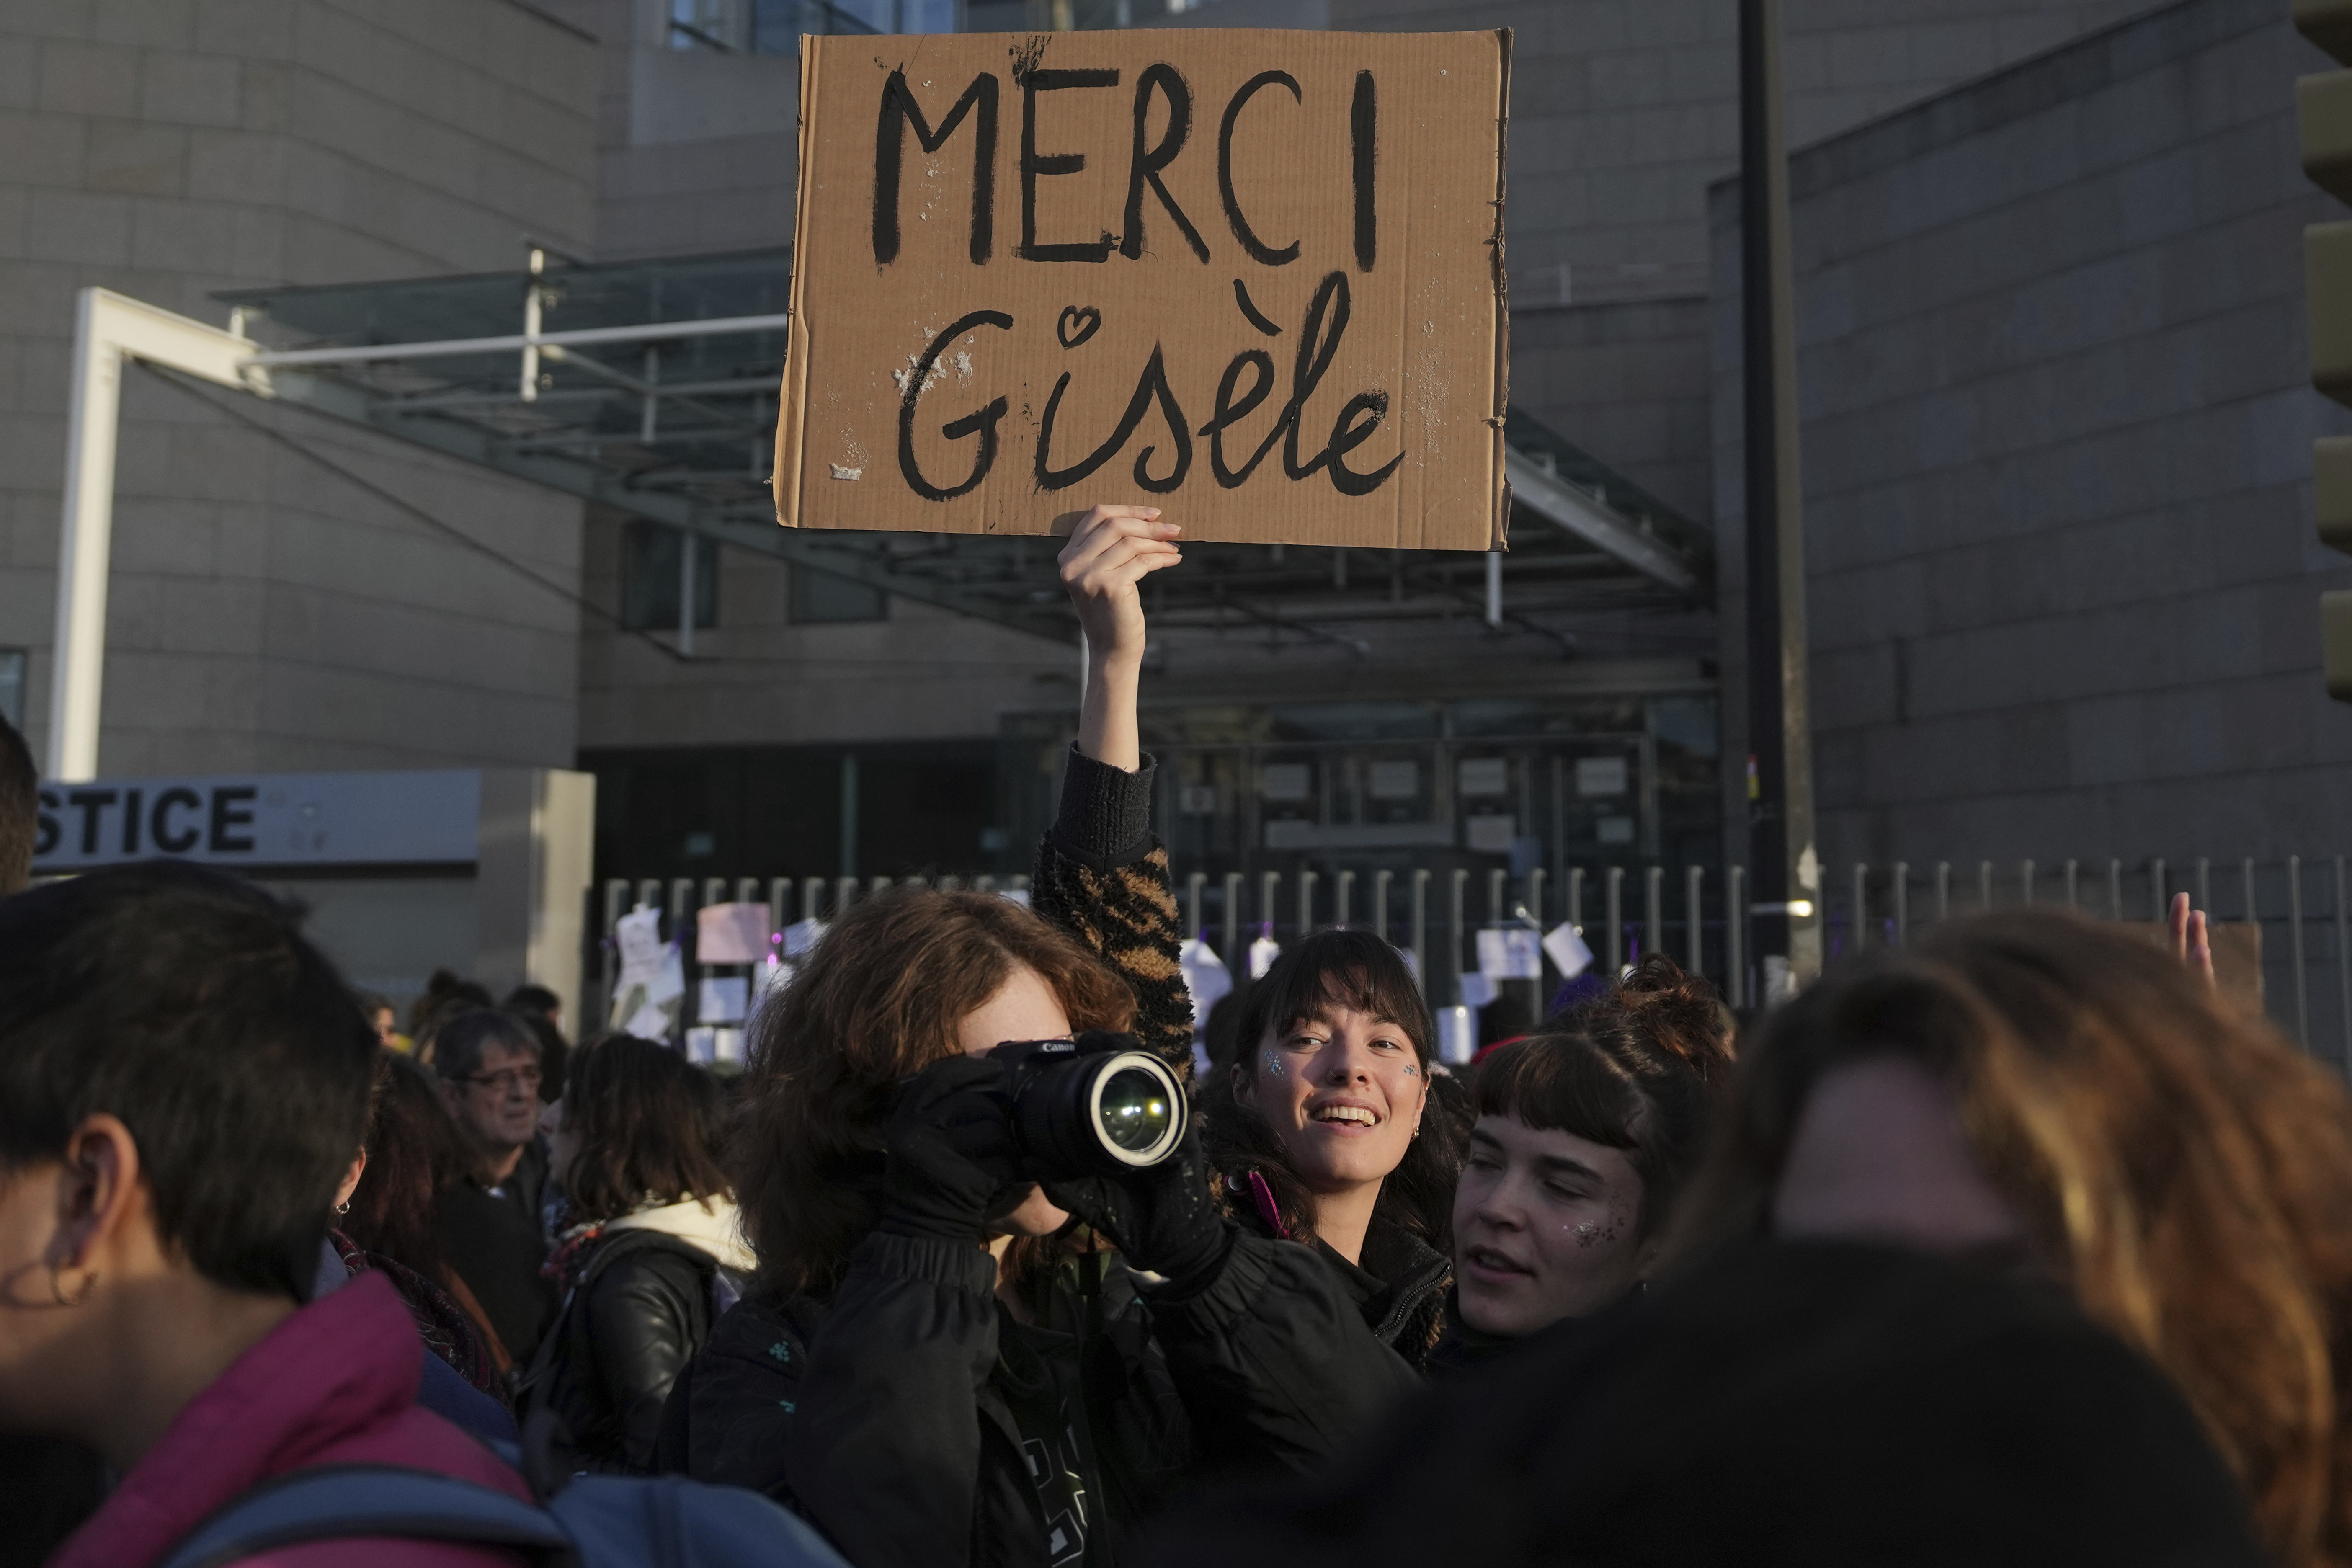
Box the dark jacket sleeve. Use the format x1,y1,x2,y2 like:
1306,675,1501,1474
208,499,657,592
781,1231,1002,1568
585,1248,708,1472
1032,746,1195,1074
1148,1233,1425,1478
663,1296,807,1498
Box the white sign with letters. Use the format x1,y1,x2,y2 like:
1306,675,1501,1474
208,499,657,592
33,771,481,871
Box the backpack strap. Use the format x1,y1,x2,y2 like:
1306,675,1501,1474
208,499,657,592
154,1465,571,1568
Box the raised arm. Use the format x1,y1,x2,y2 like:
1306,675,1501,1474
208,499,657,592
1064,504,1178,769
1031,505,1195,1073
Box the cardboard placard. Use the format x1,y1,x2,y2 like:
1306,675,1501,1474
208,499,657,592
776,28,1511,550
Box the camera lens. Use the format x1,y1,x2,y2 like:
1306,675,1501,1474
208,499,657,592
1073,1051,1184,1168
997,1037,1189,1176
1096,1065,1176,1155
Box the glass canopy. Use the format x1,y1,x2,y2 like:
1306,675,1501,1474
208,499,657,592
218,247,1710,646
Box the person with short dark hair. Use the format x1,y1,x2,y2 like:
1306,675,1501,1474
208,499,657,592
0,863,535,1568
1440,956,1731,1367
354,989,405,1054
503,982,561,1023
521,1034,749,1471
503,984,568,1101
509,1006,569,1104
433,1008,557,1365
0,712,34,895
0,714,96,1568
409,968,493,1063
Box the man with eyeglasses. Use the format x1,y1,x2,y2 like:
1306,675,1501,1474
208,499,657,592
433,1008,557,1369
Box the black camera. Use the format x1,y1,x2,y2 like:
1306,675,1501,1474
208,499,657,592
989,1030,1189,1178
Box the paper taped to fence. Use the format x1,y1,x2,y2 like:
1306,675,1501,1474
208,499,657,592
775,28,1512,550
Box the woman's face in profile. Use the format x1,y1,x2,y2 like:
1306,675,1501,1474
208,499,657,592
1770,1055,2034,1270
1453,1113,1652,1337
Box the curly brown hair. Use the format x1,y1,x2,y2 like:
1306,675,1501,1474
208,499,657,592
1668,909,2352,1568
731,886,1136,1298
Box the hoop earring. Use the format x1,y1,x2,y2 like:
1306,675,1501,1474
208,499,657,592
49,1269,95,1308
335,1201,351,1215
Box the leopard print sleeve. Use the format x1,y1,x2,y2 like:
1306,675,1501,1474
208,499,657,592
1031,747,1196,1080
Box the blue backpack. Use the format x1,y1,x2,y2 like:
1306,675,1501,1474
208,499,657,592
153,1464,848,1568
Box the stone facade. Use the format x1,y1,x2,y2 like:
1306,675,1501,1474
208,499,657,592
1710,0,2352,876
1333,0,2155,520
0,0,601,771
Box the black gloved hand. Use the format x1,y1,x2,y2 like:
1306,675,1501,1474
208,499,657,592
1044,1126,1233,1300
877,1054,1022,1245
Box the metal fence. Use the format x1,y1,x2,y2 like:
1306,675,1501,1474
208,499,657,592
598,852,2352,1064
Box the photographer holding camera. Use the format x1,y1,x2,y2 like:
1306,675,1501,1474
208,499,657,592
656,506,1419,1568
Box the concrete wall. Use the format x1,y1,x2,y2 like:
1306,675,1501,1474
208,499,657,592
540,0,799,260
0,0,602,773
1513,295,1715,518
1710,0,2352,876
1337,0,2156,292
1332,0,2159,523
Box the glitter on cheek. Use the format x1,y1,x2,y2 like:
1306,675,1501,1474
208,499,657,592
1572,1222,1600,1248
1260,1048,1284,1079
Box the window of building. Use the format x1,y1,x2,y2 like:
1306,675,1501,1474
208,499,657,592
790,565,887,625
668,0,753,51
672,0,961,54
622,523,719,631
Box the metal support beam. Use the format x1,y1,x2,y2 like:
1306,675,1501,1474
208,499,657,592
263,368,1072,640
49,289,261,781
1504,447,1699,593
247,311,794,369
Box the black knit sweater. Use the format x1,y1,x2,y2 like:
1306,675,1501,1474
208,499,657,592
1030,746,1195,1081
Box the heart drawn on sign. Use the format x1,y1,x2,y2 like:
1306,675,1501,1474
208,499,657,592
1056,306,1101,350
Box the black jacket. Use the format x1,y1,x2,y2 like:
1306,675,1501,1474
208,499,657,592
1306,1218,1450,1370
524,1230,743,1472
1421,1281,1644,1378
1143,1239,2268,1568
439,1162,557,1366
657,1227,1421,1568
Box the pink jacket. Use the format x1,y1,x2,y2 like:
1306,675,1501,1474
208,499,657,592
52,1270,535,1568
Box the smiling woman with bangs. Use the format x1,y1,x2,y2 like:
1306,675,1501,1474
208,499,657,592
1205,929,1465,1368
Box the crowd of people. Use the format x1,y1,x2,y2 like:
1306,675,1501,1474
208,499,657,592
0,503,2348,1567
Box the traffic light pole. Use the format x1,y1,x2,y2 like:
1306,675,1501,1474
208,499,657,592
2295,1,2352,699
1739,0,1823,998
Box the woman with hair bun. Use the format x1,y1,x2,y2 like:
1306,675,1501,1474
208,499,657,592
1439,954,1732,1365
